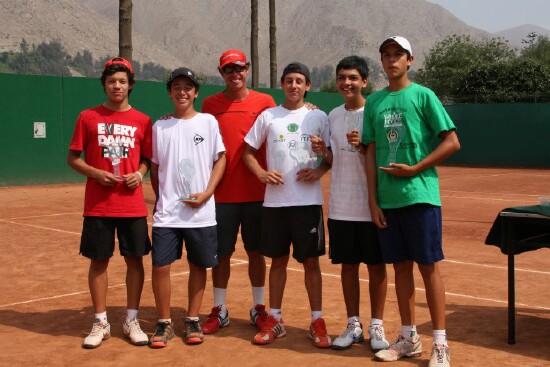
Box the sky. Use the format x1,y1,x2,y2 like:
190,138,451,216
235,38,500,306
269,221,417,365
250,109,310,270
426,0,550,33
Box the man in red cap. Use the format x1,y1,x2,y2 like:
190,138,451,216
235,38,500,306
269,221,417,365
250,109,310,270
68,57,152,349
200,49,276,334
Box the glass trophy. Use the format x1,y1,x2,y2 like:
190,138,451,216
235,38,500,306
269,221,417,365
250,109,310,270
104,142,123,181
271,148,286,173
289,141,314,169
301,112,325,167
178,158,197,201
386,124,405,166
342,110,361,152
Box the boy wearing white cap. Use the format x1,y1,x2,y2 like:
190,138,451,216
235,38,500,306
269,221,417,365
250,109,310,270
362,37,460,367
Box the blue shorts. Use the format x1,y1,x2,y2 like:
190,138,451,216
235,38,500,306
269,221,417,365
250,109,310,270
328,219,383,265
377,204,444,265
216,201,263,256
152,226,219,268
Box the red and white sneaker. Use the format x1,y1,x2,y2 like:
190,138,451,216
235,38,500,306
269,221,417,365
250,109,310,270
253,315,286,345
202,305,230,334
309,317,332,348
249,304,269,330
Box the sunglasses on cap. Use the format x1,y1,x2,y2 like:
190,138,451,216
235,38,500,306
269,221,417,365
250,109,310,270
104,57,134,74
222,64,248,74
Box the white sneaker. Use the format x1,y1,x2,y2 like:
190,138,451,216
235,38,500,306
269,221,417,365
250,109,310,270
331,320,364,350
123,319,149,346
82,318,110,349
429,343,451,367
368,323,390,352
374,335,422,362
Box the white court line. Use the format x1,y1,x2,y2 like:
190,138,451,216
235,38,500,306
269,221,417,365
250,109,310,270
0,218,82,235
5,212,81,220
1,258,548,312
443,259,550,276
441,190,540,198
440,194,538,203
0,260,249,309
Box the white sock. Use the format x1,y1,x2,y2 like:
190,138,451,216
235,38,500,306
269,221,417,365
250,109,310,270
213,287,227,313
348,316,360,324
95,311,107,324
433,329,447,345
370,318,383,326
126,309,138,323
269,308,282,321
252,286,265,306
158,318,172,324
401,325,416,340
311,311,323,323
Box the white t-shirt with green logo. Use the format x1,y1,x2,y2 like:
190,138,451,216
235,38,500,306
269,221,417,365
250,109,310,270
245,105,329,207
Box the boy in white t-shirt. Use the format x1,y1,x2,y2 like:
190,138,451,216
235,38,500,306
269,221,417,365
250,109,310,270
316,56,389,352
242,62,332,348
149,67,226,347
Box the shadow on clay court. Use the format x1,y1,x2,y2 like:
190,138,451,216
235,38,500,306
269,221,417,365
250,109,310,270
414,302,550,361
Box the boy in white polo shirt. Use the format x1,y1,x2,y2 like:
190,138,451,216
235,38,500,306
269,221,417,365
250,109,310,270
149,67,226,347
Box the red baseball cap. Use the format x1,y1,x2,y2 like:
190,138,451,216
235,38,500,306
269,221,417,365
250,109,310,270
103,57,134,74
219,49,247,69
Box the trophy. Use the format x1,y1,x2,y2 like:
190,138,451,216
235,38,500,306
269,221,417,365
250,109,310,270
386,124,405,166
289,141,314,169
178,158,196,201
300,111,325,167
271,148,286,173
341,110,361,152
103,142,123,181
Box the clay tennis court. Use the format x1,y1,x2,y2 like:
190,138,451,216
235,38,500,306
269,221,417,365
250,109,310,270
1,166,548,366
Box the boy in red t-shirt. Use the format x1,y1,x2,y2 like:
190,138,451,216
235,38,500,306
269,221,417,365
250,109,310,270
67,57,152,349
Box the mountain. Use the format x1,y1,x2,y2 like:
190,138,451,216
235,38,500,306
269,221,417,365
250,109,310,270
494,24,550,49
0,0,490,85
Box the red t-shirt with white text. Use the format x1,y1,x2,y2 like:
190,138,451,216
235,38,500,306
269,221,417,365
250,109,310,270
69,105,152,217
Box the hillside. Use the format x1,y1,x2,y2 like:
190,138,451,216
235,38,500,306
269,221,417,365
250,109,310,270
1,0,490,84
495,24,550,49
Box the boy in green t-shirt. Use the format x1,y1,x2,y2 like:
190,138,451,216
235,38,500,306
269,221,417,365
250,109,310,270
362,36,460,367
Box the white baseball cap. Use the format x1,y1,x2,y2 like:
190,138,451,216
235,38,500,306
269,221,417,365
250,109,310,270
379,36,413,56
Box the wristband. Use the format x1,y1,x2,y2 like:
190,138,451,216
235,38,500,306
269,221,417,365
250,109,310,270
135,171,143,181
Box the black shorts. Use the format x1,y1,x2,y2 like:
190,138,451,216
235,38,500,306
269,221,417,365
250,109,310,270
260,205,325,263
328,219,383,265
79,216,151,260
151,226,219,268
216,201,263,256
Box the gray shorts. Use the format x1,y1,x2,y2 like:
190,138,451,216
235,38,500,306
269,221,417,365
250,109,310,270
151,226,219,268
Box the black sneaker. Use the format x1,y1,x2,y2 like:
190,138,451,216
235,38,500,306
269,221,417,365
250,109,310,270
149,321,175,348
183,318,204,345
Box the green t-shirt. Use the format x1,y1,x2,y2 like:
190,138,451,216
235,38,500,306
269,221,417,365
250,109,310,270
362,83,456,209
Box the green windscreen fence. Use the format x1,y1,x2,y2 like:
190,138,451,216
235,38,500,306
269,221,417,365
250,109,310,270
0,73,548,186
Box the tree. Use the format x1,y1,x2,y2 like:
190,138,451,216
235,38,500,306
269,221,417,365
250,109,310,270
457,58,550,103
521,34,550,65
415,35,517,102
119,0,132,61
250,0,259,87
269,0,277,88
